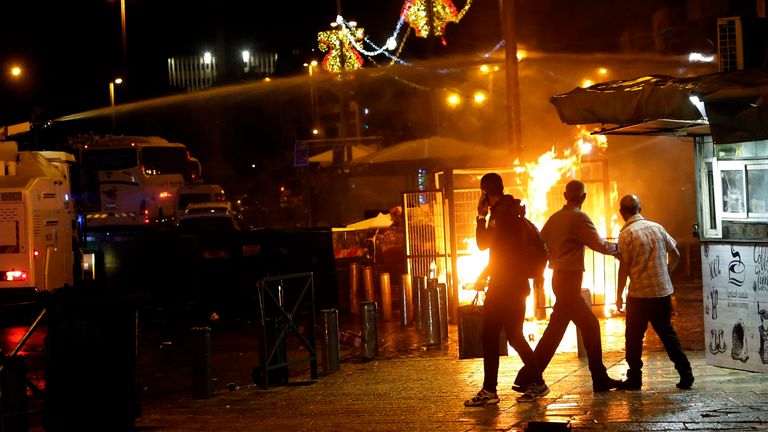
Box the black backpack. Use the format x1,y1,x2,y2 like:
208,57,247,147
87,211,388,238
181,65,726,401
519,217,548,280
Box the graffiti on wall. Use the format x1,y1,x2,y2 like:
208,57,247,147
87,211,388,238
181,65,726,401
702,243,768,372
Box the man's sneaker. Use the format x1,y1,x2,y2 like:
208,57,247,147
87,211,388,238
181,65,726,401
617,378,642,390
676,371,694,389
515,383,549,402
593,376,622,392
464,389,500,407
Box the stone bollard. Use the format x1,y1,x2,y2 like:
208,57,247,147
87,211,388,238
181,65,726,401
321,309,340,374
379,272,393,321
360,301,378,360
425,285,441,346
400,274,413,327
191,327,213,399
437,283,449,340
349,263,360,314
577,288,592,359
362,266,376,303
414,276,427,330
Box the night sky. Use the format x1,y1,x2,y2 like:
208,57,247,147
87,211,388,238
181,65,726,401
0,0,721,125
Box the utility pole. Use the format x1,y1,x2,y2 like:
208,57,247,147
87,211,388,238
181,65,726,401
500,0,523,159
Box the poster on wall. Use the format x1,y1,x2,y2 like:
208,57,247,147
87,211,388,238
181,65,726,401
701,242,768,372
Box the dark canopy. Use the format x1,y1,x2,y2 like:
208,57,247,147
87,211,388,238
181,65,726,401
550,70,768,144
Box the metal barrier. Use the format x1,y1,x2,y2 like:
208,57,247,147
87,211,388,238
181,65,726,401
255,272,318,388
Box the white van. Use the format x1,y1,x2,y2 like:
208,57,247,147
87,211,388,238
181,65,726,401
176,184,226,214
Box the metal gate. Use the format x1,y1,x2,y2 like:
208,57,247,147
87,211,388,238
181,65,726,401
402,190,453,319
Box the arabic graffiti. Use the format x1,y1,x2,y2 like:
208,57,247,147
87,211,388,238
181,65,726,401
708,328,727,355
709,255,721,280
708,289,719,319
731,320,749,363
755,245,768,292
728,245,745,287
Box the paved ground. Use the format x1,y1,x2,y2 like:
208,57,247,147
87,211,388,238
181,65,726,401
131,282,768,432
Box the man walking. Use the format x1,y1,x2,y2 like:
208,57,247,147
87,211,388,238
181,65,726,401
514,180,622,392
616,194,694,390
464,173,547,406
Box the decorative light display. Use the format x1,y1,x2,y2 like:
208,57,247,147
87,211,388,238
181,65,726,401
400,0,473,40
318,22,366,73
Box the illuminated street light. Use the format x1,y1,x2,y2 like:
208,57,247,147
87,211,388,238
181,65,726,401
446,92,461,107
598,67,608,75
472,90,488,105
479,64,490,74
203,52,212,65
242,50,250,63
109,77,123,129
10,66,21,77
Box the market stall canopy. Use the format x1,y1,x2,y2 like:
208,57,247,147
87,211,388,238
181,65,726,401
331,212,393,232
349,136,509,165
308,144,377,166
550,70,768,144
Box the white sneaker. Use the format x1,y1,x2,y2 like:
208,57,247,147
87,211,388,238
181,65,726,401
464,389,500,407
515,383,549,402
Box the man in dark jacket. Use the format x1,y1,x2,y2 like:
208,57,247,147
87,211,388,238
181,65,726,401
464,173,548,406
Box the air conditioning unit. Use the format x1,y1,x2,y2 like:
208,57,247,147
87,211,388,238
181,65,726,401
717,16,768,72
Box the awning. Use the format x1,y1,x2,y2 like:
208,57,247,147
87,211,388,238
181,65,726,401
550,70,768,144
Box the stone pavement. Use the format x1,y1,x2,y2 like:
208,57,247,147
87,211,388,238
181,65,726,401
135,285,768,432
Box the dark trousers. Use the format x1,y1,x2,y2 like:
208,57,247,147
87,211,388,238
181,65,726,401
625,295,691,376
482,288,542,392
515,270,608,386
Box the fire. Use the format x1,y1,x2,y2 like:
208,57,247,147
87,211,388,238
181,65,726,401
456,126,620,319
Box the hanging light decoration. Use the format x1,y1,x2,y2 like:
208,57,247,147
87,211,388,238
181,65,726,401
318,21,366,73
400,0,472,41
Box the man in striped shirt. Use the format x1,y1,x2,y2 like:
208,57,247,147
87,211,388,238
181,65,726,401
616,194,694,390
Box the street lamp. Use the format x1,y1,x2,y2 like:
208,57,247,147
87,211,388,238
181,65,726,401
109,78,123,129
10,66,22,78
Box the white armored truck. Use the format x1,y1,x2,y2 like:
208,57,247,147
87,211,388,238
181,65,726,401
0,139,75,292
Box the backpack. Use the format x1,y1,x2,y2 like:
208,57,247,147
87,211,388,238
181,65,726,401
519,217,548,280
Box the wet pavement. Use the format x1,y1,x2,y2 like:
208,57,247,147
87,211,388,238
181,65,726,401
131,282,768,431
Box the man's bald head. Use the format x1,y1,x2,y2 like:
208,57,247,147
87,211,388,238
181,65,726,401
619,194,641,220
564,180,586,204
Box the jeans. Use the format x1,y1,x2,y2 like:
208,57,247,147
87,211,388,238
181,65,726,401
481,285,542,392
625,295,691,376
515,270,609,386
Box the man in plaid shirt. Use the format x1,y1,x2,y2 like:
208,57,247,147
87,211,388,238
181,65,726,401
616,194,694,390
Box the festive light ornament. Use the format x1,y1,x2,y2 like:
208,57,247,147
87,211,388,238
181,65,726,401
400,0,472,40
318,24,366,73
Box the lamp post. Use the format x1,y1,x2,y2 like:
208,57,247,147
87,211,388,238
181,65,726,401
304,60,319,126
109,77,123,130
120,0,127,69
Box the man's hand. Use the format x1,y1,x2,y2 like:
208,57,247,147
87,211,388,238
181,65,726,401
616,296,623,312
477,193,489,218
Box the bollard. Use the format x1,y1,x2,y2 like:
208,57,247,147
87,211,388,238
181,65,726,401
425,285,441,346
424,278,438,334
437,283,449,340
379,272,393,321
362,266,376,303
321,309,341,374
414,276,426,330
191,327,213,399
360,301,378,360
349,263,361,314
576,289,592,359
400,274,413,327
